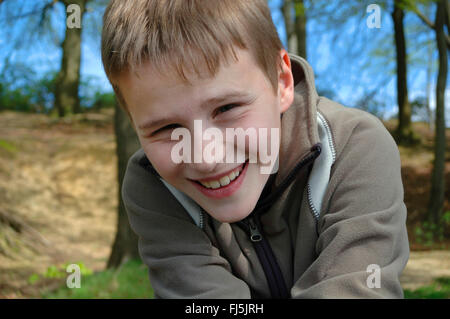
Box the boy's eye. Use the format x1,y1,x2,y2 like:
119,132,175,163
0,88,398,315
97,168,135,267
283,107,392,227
214,103,239,117
150,123,181,136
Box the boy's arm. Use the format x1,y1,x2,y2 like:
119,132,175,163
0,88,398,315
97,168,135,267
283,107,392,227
292,112,410,298
122,151,251,299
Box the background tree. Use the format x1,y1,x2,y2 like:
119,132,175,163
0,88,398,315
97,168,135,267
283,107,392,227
405,0,448,232
107,101,140,268
282,0,307,58
424,3,435,132
54,0,89,117
392,0,418,145
0,0,140,269
0,0,107,117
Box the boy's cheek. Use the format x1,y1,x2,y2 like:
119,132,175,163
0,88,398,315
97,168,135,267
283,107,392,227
143,145,180,179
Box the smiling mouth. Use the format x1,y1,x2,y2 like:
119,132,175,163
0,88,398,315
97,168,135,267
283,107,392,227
191,159,248,198
197,165,244,190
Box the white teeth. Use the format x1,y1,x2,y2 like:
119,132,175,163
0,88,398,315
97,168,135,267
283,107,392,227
198,162,246,189
200,181,211,188
219,176,230,187
209,181,221,189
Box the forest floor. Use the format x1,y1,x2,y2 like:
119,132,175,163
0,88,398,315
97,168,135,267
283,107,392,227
0,110,449,298
0,110,117,298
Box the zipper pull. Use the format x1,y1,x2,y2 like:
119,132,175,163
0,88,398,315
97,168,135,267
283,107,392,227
247,216,262,242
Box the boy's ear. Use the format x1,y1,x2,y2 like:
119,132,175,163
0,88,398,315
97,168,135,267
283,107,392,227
277,49,294,114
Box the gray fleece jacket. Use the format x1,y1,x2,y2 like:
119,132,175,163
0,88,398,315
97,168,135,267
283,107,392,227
122,54,410,299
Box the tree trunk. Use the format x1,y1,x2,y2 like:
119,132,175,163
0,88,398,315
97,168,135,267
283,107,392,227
425,4,434,133
392,0,416,145
282,0,294,52
53,0,86,117
107,100,141,269
282,0,307,59
294,0,307,59
427,0,447,228
425,38,434,133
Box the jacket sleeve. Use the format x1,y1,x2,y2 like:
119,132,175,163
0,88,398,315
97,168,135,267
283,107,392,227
122,151,251,299
291,113,410,298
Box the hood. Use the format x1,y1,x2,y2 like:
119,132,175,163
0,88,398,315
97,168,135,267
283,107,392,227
274,54,321,187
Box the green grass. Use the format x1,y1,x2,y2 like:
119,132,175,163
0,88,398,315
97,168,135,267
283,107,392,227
40,259,448,299
0,139,17,153
41,259,154,299
404,277,450,299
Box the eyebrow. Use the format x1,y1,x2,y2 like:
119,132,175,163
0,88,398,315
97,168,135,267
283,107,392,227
137,90,251,131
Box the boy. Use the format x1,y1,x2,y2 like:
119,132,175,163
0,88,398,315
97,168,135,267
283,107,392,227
101,0,409,298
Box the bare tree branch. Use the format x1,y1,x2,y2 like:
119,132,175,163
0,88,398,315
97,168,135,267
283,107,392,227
1,0,58,21
407,1,450,50
412,5,435,29
39,0,59,27
445,0,450,26
445,0,450,38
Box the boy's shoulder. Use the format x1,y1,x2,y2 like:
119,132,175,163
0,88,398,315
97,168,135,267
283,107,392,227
316,96,397,163
288,54,394,165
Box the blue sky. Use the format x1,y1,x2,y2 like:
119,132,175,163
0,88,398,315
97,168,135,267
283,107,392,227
0,0,447,124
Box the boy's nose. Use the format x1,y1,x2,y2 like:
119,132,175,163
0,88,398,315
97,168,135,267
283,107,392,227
188,138,228,178
188,160,220,178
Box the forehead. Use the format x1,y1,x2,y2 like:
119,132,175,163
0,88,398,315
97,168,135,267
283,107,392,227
116,48,269,113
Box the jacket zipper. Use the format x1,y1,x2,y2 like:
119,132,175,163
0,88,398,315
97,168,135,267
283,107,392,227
239,215,290,299
247,216,262,242
236,144,322,299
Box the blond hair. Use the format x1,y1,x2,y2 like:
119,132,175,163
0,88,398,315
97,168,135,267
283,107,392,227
101,0,284,108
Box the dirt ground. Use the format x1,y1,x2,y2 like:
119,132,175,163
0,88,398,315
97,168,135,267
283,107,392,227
0,110,117,298
400,251,450,290
0,110,448,298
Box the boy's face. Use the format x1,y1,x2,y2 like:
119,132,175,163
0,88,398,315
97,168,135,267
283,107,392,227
117,48,294,223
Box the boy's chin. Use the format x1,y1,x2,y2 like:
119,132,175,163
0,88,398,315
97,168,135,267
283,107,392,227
214,212,250,224
204,201,256,224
